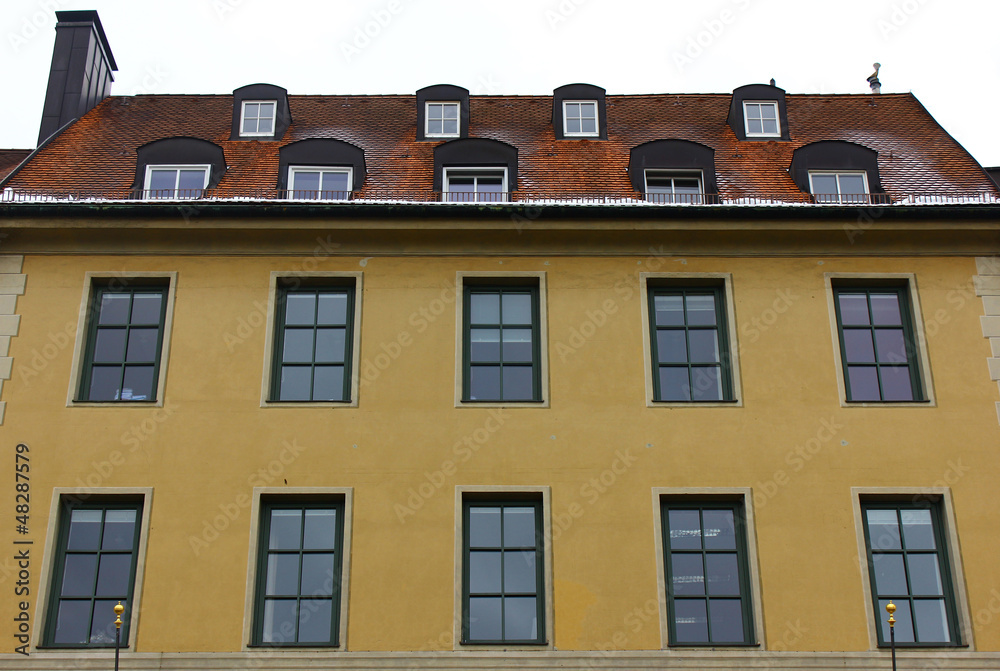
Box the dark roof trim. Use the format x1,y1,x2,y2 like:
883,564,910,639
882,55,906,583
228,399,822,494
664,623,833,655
55,10,117,69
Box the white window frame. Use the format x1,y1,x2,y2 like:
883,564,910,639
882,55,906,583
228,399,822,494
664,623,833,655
240,100,277,137
562,100,599,137
443,167,509,203
644,170,704,204
286,166,353,201
808,171,870,204
742,101,780,138
142,165,210,200
425,101,461,138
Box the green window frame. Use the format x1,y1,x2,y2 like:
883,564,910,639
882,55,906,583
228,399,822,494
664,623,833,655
78,283,168,402
661,501,755,645
252,501,346,646
462,284,541,402
833,285,923,402
648,286,733,402
861,501,960,646
270,283,355,402
44,500,143,648
462,499,545,644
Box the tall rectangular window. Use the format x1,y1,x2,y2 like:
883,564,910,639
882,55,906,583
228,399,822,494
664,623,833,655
271,284,355,402
463,284,540,402
45,501,142,647
648,286,732,402
79,283,168,402
861,501,959,645
426,102,460,137
253,501,345,646
833,285,922,402
463,499,545,644
661,502,754,645
562,101,598,136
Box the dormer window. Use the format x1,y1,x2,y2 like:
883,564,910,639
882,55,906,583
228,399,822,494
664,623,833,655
426,102,460,138
240,101,276,137
645,171,703,204
443,168,507,202
144,165,210,199
563,101,598,137
288,166,352,200
743,102,779,137
809,171,869,204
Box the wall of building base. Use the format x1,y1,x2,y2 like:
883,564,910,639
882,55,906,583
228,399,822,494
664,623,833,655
3,650,999,670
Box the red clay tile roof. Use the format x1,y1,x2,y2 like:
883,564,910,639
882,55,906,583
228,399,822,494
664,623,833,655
0,149,31,182
4,92,997,200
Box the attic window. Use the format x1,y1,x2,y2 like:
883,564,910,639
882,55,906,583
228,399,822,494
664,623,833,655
288,166,352,200
241,101,276,136
144,165,209,199
645,171,703,204
743,102,779,137
426,102,460,138
809,172,869,204
563,101,598,136
443,168,507,202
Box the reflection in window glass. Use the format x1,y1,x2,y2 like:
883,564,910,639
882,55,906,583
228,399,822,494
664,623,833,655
464,286,540,402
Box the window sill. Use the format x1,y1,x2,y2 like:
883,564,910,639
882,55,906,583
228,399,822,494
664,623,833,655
648,399,742,408
68,399,163,408
666,642,760,648
457,641,551,650
246,643,342,649
842,398,934,408
35,644,133,650
457,399,549,409
261,400,358,409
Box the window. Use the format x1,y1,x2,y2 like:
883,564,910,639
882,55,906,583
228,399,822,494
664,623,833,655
660,502,754,645
742,102,780,137
562,101,598,136
861,501,960,645
833,286,923,402
143,165,209,199
78,283,168,402
426,102,460,137
253,501,345,646
648,286,733,402
809,171,870,204
463,499,545,644
444,168,507,202
645,171,703,204
287,167,352,200
44,501,142,647
271,284,355,402
463,284,540,402
241,100,277,136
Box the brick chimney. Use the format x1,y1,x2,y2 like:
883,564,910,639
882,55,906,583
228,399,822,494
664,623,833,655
37,10,117,146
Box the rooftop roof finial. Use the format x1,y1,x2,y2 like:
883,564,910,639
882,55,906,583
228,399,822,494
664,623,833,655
769,78,776,87
867,63,881,94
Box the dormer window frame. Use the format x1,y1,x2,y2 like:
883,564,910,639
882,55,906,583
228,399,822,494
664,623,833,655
644,169,704,205
240,100,278,137
425,101,461,138
443,166,509,203
743,101,780,138
142,164,211,200
286,165,354,201
808,170,870,204
562,100,599,137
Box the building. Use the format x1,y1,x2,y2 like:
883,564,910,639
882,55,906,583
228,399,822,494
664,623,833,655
2,9,1000,671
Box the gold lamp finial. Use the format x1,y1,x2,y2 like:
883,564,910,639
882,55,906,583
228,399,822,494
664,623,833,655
114,601,124,630
886,601,896,627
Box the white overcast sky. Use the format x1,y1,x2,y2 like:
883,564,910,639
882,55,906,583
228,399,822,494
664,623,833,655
3,0,999,167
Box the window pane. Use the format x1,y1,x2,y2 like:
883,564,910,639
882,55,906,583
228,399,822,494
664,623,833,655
901,509,935,549
279,367,311,401
121,366,154,401
502,328,533,362
102,510,137,550
443,104,458,119
292,171,320,194
301,553,336,596
469,508,501,547
469,597,502,640
67,510,103,550
866,510,902,549
504,507,536,547
504,551,536,593
177,169,206,191
706,554,740,596
879,366,914,401
847,366,880,401
317,293,348,325
504,596,538,640
654,295,684,326
839,174,867,195
125,328,159,362
566,118,581,134
580,117,597,134
53,600,92,644
674,599,709,643
99,294,131,324
262,599,297,643
283,330,314,363
298,599,332,643
502,293,532,324
907,554,943,596
761,117,778,135
870,294,902,325
90,599,120,645
89,366,122,401
303,509,337,550
285,294,316,325
470,293,500,324
702,510,736,549
469,365,501,400
668,510,702,549
269,510,302,550
502,366,534,401
913,599,950,643
843,329,876,363
872,553,907,594
314,329,346,363
266,554,300,595
690,366,722,401
470,329,500,362
875,329,907,362
95,554,131,596
746,117,763,135
879,598,914,643
148,170,176,193
685,295,717,325
657,330,687,363
688,330,720,363
61,554,98,596
321,172,350,194
428,119,443,135
671,553,705,595
92,331,125,363
443,118,459,134
469,551,502,593
838,294,870,325
659,367,690,401
709,599,745,642
130,294,162,324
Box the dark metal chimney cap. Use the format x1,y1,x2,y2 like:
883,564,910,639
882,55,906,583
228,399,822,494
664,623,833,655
55,10,117,71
